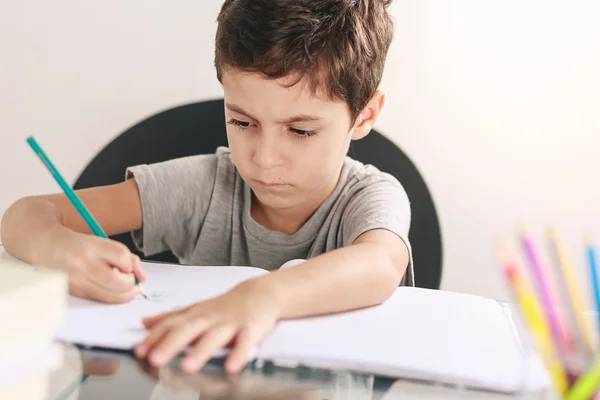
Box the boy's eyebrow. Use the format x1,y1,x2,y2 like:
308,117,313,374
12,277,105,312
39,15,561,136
226,103,258,121
277,114,322,124
225,103,322,124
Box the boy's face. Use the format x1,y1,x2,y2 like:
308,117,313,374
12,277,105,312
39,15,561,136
222,68,360,212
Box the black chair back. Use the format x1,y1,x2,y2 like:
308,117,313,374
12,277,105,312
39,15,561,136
74,99,443,289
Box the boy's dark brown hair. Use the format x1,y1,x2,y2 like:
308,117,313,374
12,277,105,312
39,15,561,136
215,0,394,122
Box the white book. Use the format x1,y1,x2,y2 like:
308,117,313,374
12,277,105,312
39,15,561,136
0,258,68,358
54,261,548,393
0,341,62,388
0,372,51,400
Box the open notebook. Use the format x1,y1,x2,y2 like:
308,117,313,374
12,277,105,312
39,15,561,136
57,262,549,393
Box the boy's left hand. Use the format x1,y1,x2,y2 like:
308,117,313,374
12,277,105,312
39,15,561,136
134,280,282,374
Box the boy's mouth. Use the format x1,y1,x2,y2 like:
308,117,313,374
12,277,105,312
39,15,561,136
252,179,290,190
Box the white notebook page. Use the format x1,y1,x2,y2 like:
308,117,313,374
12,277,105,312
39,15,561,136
57,262,268,349
259,287,548,393
56,261,548,393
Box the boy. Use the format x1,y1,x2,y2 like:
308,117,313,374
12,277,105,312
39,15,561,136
1,0,412,374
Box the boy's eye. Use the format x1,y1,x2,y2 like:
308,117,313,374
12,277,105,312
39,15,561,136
228,118,317,139
290,128,317,137
227,118,252,129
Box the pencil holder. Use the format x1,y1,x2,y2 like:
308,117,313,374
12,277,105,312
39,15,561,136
506,307,600,399
510,318,561,399
513,319,600,399
499,228,600,399
560,352,600,400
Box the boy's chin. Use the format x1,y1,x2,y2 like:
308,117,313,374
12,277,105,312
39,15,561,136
251,190,302,211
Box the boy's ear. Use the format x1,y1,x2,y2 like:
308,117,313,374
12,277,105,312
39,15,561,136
351,90,385,140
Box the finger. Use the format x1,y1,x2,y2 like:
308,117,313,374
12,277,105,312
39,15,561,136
85,276,138,303
181,325,237,373
225,327,261,374
136,318,181,359
147,319,212,368
86,260,136,293
142,306,190,328
96,239,134,274
70,275,138,304
131,254,148,282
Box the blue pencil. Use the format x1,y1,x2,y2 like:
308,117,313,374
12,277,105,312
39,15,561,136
586,239,600,335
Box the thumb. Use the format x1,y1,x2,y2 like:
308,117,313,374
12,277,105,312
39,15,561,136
132,254,148,282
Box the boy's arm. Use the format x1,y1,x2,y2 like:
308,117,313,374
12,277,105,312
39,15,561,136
1,179,146,303
42,178,144,236
136,229,409,373
1,179,143,261
257,228,409,319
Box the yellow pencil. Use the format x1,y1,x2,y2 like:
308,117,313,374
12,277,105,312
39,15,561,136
499,241,569,395
565,356,600,400
505,265,570,395
548,227,597,355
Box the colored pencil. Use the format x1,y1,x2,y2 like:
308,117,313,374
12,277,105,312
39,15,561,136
501,249,569,396
548,227,596,356
586,238,600,338
521,229,574,355
566,356,600,400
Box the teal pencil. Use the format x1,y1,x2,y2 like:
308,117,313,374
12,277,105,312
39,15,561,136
26,136,145,296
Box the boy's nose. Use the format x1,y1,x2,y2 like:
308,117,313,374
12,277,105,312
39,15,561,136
252,138,283,169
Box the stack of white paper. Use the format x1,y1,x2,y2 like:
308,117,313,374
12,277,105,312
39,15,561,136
0,251,68,400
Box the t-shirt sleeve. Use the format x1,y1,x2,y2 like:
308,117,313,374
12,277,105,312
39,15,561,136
341,175,414,286
125,154,218,260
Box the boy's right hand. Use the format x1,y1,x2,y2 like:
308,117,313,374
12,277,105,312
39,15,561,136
39,229,147,304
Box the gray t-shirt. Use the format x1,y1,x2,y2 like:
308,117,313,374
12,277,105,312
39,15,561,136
127,147,414,286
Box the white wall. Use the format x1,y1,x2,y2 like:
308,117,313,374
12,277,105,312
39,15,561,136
2,1,600,302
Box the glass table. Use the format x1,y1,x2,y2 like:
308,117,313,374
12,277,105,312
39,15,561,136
47,344,552,400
